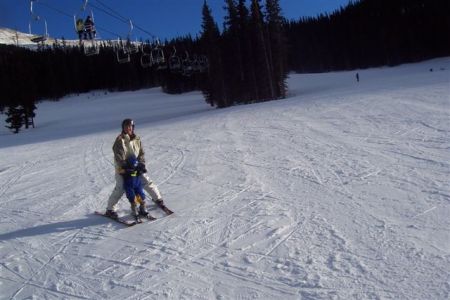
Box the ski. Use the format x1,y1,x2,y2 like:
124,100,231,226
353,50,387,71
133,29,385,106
95,211,157,226
128,213,157,224
154,201,174,215
95,211,137,226
142,213,157,221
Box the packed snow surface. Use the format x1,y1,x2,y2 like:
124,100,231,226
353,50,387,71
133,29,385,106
1,58,449,299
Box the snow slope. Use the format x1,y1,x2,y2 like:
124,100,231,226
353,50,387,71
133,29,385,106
0,27,66,48
0,27,143,50
0,58,449,299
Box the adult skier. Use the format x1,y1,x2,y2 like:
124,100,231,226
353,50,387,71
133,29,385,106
105,119,165,219
83,15,96,39
75,18,84,42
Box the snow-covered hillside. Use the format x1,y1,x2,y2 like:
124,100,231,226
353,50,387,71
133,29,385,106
0,27,92,48
0,27,58,47
0,58,449,299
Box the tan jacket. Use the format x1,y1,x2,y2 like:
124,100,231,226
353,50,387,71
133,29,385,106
112,133,145,173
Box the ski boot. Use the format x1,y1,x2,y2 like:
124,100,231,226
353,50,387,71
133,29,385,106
138,204,149,217
135,195,149,217
105,209,119,220
153,198,164,206
130,203,141,223
153,198,173,215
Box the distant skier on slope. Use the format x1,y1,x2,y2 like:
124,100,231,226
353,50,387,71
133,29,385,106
104,119,165,219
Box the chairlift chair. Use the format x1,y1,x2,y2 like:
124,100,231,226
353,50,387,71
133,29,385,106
191,55,202,73
168,47,182,72
83,39,100,56
114,20,140,63
198,55,209,72
169,56,182,72
30,28,48,43
116,39,139,63
115,39,131,63
182,61,194,76
140,53,153,68
29,0,49,43
140,43,153,68
116,51,131,63
116,50,131,63
152,47,165,64
153,47,167,70
125,39,139,55
29,20,48,43
74,1,100,56
180,51,194,76
121,20,139,54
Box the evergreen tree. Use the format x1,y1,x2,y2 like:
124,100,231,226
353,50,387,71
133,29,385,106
285,0,450,72
200,0,226,107
249,0,274,100
265,0,288,98
237,0,258,103
237,0,257,102
223,0,241,105
5,105,24,134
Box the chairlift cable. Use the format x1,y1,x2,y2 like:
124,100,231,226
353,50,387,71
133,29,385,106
31,0,162,43
91,0,129,23
87,2,138,38
88,3,128,24
38,1,72,18
132,23,158,40
91,0,159,39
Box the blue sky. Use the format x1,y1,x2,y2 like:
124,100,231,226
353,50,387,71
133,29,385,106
0,0,351,41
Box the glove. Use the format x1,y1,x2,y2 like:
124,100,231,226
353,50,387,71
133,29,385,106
137,162,147,174
121,167,137,176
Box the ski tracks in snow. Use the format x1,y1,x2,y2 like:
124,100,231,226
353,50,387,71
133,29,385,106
1,62,449,299
0,136,119,299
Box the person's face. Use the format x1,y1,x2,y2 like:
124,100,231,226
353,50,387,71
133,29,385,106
124,124,133,135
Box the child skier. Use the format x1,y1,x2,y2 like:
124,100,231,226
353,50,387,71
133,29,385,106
122,155,149,220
